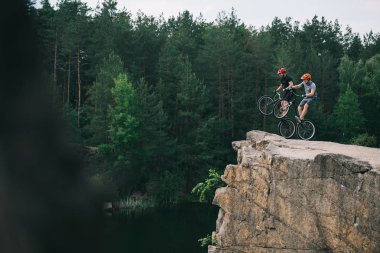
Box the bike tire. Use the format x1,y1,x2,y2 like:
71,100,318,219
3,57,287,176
296,120,315,140
273,99,290,119
278,118,296,138
257,95,274,115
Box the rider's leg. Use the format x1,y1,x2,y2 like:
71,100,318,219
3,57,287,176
281,100,286,109
300,104,309,120
298,105,303,118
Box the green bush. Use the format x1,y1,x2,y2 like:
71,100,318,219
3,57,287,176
155,170,184,205
351,133,377,147
198,234,216,247
192,169,224,203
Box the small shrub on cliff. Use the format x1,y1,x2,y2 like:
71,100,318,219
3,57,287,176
198,234,215,247
192,169,224,203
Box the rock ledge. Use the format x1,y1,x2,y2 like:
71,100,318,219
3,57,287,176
209,130,380,253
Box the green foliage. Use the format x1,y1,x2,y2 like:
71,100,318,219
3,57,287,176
198,234,215,247
62,104,82,143
337,55,365,94
351,133,377,147
134,79,176,175
117,197,156,210
85,52,124,145
192,169,224,203
108,73,140,159
330,88,365,142
105,73,141,194
155,171,184,205
361,54,380,142
34,4,380,198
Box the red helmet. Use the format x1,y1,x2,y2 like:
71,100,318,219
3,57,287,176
277,68,287,74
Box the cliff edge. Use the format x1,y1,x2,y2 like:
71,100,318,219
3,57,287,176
209,130,380,253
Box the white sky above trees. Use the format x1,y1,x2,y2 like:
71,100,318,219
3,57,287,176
38,0,380,36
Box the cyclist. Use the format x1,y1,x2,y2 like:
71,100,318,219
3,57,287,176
291,73,317,122
275,68,294,100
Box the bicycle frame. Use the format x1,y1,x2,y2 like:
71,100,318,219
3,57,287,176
284,89,301,115
273,88,303,119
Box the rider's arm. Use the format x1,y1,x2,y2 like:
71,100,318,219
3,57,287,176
288,81,294,88
275,84,283,92
290,83,302,89
306,88,316,97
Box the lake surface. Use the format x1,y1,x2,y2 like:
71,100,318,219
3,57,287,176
101,202,219,253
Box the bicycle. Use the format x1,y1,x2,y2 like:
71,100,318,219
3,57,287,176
257,91,282,116
273,88,300,119
273,88,316,140
278,117,315,140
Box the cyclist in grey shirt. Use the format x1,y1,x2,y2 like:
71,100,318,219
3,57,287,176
290,73,317,122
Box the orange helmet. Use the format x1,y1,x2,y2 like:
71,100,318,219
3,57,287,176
277,68,287,74
301,73,312,80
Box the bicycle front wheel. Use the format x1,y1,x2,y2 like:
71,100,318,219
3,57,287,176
278,118,295,138
297,120,315,140
257,96,274,115
273,99,290,119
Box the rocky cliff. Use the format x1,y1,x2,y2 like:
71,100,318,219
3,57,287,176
209,130,380,253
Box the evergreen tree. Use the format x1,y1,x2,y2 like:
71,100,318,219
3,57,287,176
330,88,365,142
107,73,140,194
165,10,206,67
176,56,210,189
343,27,363,62
134,78,176,180
362,31,380,60
361,54,380,143
337,55,365,94
85,52,124,144
128,11,165,84
88,0,121,72
55,0,90,128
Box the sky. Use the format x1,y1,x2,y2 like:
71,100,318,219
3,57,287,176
37,0,380,36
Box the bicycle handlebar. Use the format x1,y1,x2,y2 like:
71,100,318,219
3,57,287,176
283,88,302,97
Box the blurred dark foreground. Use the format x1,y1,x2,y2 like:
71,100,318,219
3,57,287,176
0,1,104,252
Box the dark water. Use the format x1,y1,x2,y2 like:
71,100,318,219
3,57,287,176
101,203,218,253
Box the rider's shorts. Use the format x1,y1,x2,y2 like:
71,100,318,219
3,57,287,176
299,97,317,107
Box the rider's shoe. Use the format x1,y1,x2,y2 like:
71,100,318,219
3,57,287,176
295,116,301,123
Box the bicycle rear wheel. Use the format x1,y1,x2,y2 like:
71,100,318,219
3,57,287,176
297,120,315,140
273,99,290,119
278,118,295,138
257,96,274,115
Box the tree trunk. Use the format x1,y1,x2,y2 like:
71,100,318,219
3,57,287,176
54,33,57,84
77,47,81,128
218,63,224,118
67,50,71,105
255,65,259,129
229,66,234,139
263,76,267,131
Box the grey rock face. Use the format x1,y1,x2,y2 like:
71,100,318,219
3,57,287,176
210,131,380,253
